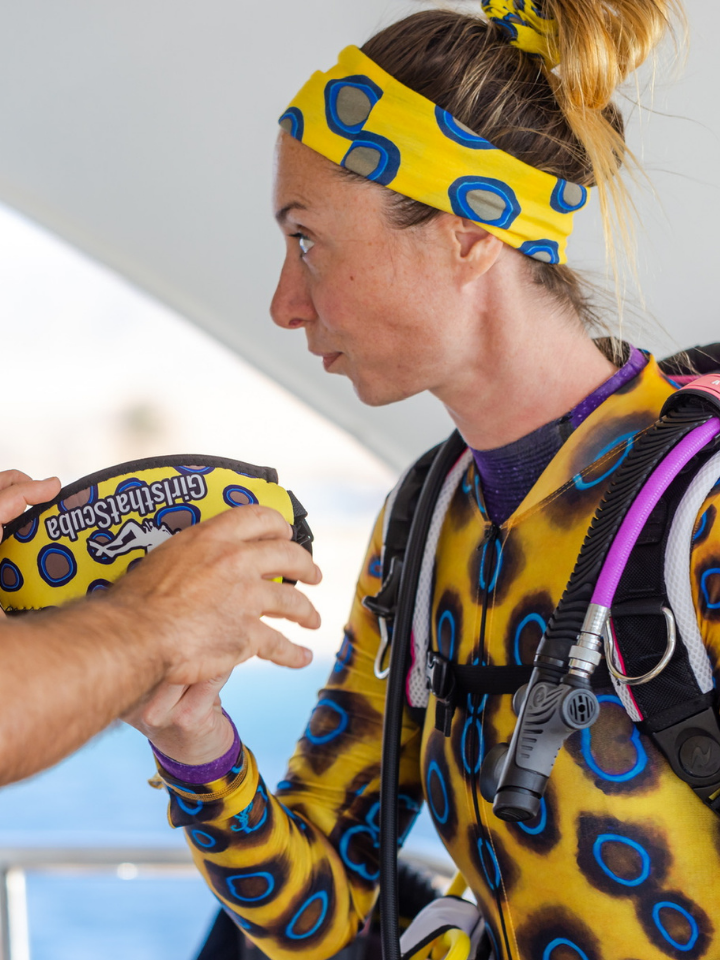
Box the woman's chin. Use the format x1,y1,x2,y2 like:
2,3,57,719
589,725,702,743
352,377,417,408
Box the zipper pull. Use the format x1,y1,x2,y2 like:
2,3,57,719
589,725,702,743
479,522,501,547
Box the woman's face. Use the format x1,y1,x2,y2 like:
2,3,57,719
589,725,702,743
271,133,494,407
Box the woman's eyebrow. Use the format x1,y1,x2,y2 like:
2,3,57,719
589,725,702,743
275,201,309,225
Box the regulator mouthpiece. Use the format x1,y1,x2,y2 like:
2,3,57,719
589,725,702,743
483,606,607,822
489,677,600,822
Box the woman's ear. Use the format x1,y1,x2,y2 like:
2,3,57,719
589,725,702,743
450,216,505,280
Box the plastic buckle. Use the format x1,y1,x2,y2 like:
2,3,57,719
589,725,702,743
426,651,457,736
661,373,720,419
292,517,314,554
652,705,720,808
363,557,404,680
363,556,403,622
283,518,315,584
287,490,314,555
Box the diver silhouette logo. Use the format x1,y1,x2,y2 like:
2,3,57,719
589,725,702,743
88,519,173,560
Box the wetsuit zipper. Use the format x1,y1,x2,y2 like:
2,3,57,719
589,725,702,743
470,522,513,960
477,523,499,667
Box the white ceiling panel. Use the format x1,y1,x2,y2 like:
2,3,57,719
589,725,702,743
0,1,716,467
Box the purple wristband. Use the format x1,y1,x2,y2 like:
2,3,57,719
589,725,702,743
151,711,242,785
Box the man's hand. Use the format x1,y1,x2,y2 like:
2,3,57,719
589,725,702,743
124,674,235,766
0,502,321,786
0,470,61,623
121,503,324,766
107,504,322,686
0,470,61,539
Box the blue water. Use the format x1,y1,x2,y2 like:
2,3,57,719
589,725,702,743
0,660,443,959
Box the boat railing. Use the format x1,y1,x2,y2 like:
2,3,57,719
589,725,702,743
0,845,454,960
0,845,196,960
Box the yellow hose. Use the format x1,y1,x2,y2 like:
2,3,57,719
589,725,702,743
407,875,472,960
431,928,472,960
445,872,467,898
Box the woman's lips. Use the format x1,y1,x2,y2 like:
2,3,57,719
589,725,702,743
321,352,342,371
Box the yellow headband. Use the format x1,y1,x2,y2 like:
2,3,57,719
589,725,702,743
279,45,587,264
481,0,560,69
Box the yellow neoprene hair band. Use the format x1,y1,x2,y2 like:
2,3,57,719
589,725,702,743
279,45,587,265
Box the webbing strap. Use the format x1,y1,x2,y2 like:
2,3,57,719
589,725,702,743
427,658,612,735
450,661,611,696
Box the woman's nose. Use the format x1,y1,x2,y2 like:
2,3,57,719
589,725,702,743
270,257,317,330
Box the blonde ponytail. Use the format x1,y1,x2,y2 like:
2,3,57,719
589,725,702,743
549,0,681,110
545,0,686,277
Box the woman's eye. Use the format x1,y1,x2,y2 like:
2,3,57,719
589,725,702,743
291,233,315,256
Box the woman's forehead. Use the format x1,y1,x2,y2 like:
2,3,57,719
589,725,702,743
274,134,333,202
273,132,374,221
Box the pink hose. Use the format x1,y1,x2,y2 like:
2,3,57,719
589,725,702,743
592,418,720,608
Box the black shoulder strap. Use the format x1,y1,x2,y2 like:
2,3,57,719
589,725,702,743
362,440,444,630
373,430,467,960
660,343,720,377
611,436,720,811
610,460,711,724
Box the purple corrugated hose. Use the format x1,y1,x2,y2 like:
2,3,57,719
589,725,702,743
592,418,720,608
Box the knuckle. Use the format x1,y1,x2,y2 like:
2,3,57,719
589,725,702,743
174,713,199,736
240,503,271,526
285,585,306,611
281,539,306,567
261,629,282,654
139,708,162,731
275,539,296,565
1,469,30,485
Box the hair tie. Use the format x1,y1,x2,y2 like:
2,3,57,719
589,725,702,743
481,0,560,69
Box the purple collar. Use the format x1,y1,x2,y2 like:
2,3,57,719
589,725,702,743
569,346,647,429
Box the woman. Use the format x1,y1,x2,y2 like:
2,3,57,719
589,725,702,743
128,3,717,958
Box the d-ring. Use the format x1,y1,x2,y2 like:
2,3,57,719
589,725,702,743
603,607,676,687
374,620,391,680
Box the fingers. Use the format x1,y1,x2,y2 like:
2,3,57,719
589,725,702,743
176,674,231,717
258,580,321,629
127,682,189,729
250,538,322,586
0,470,59,497
128,676,228,735
253,621,314,669
165,509,321,584
109,501,322,685
197,504,294,545
0,476,61,526
21,476,61,504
